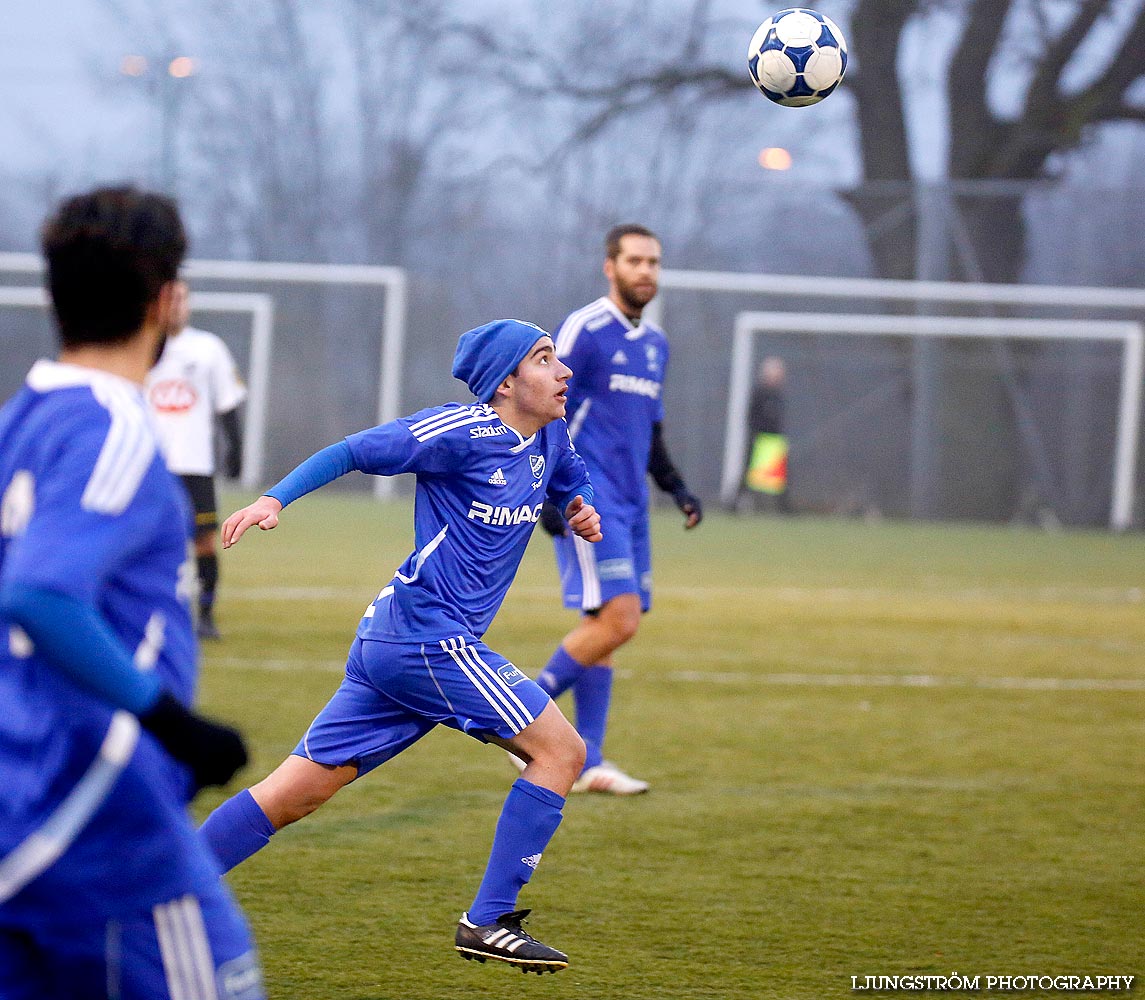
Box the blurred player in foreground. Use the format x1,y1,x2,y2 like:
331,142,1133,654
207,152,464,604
536,224,702,794
146,280,247,640
0,186,259,999
200,319,601,974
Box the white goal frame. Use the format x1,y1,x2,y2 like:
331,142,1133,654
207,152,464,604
645,270,1145,531
0,285,274,490
723,311,1144,531
0,253,408,498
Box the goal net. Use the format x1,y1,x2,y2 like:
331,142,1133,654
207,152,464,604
723,311,1141,530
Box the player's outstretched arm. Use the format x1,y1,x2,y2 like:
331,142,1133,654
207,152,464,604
221,495,283,548
221,440,358,549
564,495,602,543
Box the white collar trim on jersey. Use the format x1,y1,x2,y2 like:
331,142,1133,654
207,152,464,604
484,408,536,452
599,296,649,341
26,359,143,397
507,424,536,452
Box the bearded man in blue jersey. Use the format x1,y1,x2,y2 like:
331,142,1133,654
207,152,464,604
536,224,702,795
200,319,601,974
0,187,260,999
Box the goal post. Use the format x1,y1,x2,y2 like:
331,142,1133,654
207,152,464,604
722,311,1144,531
653,269,1145,316
0,252,408,499
188,292,274,491
646,269,1145,530
181,259,408,500
0,285,274,491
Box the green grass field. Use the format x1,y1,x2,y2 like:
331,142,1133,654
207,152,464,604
197,495,1145,999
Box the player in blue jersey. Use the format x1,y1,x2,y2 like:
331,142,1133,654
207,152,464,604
199,319,601,974
0,187,262,999
535,224,702,795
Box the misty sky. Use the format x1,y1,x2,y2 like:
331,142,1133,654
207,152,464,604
1,5,137,172
2,1,1143,215
0,1,922,190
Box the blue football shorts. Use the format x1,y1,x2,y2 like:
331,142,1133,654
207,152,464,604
552,506,652,613
0,740,263,1000
0,878,262,1000
293,635,552,776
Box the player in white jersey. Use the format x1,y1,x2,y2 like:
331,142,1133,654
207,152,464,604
536,224,702,794
199,319,602,974
0,186,260,999
146,282,247,640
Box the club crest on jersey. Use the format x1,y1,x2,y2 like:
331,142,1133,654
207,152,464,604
529,455,545,479
645,344,660,372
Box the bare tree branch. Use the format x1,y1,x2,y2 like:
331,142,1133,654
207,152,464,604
1068,1,1145,119
1025,0,1110,103
982,0,1145,176
849,0,914,181
947,0,1016,176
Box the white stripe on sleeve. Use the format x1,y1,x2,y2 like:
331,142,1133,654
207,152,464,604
83,381,157,515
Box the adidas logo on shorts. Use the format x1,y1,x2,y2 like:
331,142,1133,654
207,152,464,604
521,853,542,869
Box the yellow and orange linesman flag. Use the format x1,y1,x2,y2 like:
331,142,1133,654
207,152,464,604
746,432,788,494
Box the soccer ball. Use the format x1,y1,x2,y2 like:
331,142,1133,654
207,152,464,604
747,8,848,107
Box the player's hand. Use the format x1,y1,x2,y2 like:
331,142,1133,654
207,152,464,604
565,495,602,542
221,496,283,548
672,486,703,530
539,500,567,537
140,692,249,792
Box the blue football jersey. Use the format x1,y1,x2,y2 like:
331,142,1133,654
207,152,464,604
0,362,197,869
555,297,669,519
347,402,592,642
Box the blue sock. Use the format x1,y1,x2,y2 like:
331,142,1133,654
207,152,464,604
536,645,585,699
468,778,565,925
199,788,277,873
573,666,613,770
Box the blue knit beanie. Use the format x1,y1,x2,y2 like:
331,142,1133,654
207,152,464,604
452,319,549,403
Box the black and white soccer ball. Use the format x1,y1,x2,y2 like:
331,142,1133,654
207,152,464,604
747,8,848,107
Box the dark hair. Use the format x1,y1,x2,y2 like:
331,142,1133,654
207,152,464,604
41,186,187,347
605,223,659,260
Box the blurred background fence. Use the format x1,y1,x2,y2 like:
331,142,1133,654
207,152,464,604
4,181,1144,529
